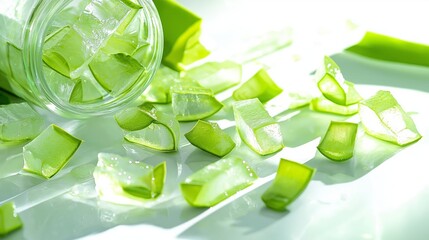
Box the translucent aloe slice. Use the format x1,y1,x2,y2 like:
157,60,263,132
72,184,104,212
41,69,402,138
310,97,359,116
153,0,210,70
317,121,358,161
233,69,283,103
43,65,76,102
116,103,180,151
171,85,223,121
262,159,315,211
233,98,284,155
142,65,180,103
23,124,82,179
316,56,362,106
89,53,145,93
0,102,44,141
69,78,104,104
185,120,236,157
182,61,242,94
93,153,166,205
181,157,258,207
0,202,22,236
359,90,421,146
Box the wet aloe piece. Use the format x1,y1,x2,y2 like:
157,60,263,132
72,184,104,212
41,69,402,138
182,61,242,94
69,78,104,103
310,96,359,116
262,159,315,211
116,103,180,151
0,202,22,236
317,121,358,161
233,98,284,155
359,90,421,146
0,102,44,141
23,124,82,179
316,56,362,106
181,157,258,207
171,85,223,121
93,152,166,205
185,120,236,157
233,69,282,103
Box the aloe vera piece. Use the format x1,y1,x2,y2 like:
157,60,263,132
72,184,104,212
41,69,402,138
23,124,82,178
0,102,44,141
185,120,236,157
310,96,359,116
316,56,362,106
181,157,258,207
359,90,421,146
262,159,315,211
346,31,429,67
317,121,358,161
233,69,282,103
93,152,166,205
233,98,284,155
142,65,180,103
0,202,22,236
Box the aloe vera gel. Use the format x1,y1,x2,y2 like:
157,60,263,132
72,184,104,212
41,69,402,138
0,0,162,117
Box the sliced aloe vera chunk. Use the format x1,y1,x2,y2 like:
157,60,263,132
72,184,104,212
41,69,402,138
89,53,145,93
233,98,284,155
310,96,359,116
94,153,166,205
316,56,362,106
233,69,282,103
185,120,236,157
23,124,82,179
182,61,242,94
69,78,104,103
117,103,180,151
262,159,315,211
317,121,358,161
0,202,22,236
171,85,223,121
359,90,421,146
142,65,180,103
181,157,258,207
0,102,44,141
153,0,209,70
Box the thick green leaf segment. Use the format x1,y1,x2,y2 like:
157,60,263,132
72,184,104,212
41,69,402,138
93,153,166,205
185,120,236,157
262,159,315,211
233,98,284,155
0,202,23,236
0,102,44,141
22,124,82,179
181,157,258,207
316,56,362,106
346,31,429,67
233,69,282,103
359,90,422,146
317,121,358,161
310,96,359,116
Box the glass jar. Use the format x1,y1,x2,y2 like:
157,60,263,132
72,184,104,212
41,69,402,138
0,0,163,118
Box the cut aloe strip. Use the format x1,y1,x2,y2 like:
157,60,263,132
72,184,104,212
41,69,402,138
233,98,284,155
181,157,258,207
69,78,104,104
89,53,145,93
0,102,44,141
0,202,22,236
117,103,180,151
171,85,223,121
153,0,209,70
359,90,421,146
142,65,180,103
185,120,236,157
317,121,358,161
262,159,315,211
310,97,359,116
316,56,362,106
23,124,82,179
182,61,242,94
346,31,429,67
93,152,166,205
233,68,282,103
